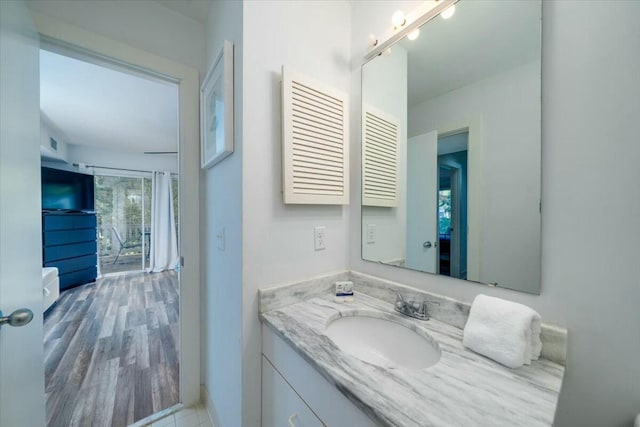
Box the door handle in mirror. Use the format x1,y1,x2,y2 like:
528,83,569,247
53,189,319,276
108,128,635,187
0,308,34,329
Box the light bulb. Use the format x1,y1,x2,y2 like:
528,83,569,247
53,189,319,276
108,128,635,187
391,10,406,29
407,28,420,41
384,48,392,56
441,4,456,20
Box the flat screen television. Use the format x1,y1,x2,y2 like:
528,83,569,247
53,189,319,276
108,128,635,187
41,167,95,211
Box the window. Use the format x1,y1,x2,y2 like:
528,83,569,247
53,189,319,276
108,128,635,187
439,189,451,237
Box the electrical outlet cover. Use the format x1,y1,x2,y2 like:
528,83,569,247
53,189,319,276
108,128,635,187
216,226,225,251
314,226,326,251
366,224,376,244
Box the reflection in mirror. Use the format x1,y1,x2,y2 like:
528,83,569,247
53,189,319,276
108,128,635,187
361,0,542,294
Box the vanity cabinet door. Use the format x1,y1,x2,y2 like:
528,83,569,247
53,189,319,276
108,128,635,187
262,356,324,427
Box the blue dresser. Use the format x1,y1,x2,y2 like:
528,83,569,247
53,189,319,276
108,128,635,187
42,211,98,291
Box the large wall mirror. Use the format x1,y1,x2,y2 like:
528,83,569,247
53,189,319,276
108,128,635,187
361,0,542,294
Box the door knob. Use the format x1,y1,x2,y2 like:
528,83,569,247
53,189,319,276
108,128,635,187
288,413,299,427
423,241,433,248
0,308,34,328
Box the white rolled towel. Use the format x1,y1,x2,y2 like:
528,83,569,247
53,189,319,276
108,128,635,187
463,294,542,369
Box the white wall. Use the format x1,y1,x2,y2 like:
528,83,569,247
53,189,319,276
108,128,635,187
350,1,640,426
26,0,206,74
361,46,408,264
408,60,541,292
40,113,69,162
242,1,351,425
201,1,244,426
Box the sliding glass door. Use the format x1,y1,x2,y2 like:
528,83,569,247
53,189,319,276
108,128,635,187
95,174,179,275
95,175,152,275
143,177,152,270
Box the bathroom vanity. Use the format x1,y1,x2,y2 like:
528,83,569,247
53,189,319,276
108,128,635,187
261,6,564,422
259,272,566,427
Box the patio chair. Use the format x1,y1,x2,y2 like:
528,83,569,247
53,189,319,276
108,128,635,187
112,226,142,264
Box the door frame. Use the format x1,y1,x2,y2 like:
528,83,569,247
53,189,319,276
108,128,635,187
32,14,201,409
450,166,461,278
437,162,461,278
436,116,483,283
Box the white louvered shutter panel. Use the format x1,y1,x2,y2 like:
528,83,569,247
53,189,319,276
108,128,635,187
362,104,400,207
282,67,349,205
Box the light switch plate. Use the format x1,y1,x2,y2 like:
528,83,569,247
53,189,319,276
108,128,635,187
314,226,326,251
366,224,376,244
216,226,225,251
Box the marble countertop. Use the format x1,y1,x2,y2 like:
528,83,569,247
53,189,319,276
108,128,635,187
260,291,565,427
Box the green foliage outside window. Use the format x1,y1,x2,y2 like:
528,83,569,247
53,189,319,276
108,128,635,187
439,190,451,236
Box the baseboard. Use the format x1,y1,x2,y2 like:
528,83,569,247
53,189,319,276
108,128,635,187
200,385,220,427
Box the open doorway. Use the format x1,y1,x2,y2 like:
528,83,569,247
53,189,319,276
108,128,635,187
438,131,468,279
39,46,182,426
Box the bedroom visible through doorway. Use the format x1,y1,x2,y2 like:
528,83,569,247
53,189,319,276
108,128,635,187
39,45,182,426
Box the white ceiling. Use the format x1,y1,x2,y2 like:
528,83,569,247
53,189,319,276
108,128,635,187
40,50,178,153
153,0,212,25
438,131,468,155
400,0,541,106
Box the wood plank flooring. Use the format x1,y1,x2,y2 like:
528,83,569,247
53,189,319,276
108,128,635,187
44,271,180,427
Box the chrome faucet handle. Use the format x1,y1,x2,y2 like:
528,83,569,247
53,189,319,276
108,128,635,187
394,293,431,320
392,293,442,321
415,301,427,316
418,299,440,314
395,293,406,310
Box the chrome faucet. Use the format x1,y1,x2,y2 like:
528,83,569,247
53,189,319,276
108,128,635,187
394,293,439,321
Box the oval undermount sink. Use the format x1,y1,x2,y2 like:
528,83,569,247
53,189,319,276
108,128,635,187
324,315,441,370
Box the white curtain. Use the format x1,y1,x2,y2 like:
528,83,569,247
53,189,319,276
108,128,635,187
149,171,179,272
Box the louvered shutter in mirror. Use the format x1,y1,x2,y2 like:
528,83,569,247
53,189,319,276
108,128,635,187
362,105,399,207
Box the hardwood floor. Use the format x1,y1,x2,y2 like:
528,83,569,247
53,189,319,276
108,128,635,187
44,271,180,427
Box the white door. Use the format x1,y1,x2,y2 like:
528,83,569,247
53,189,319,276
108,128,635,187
405,131,438,273
0,1,46,426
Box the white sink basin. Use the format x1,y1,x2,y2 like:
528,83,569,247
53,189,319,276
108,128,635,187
324,315,441,370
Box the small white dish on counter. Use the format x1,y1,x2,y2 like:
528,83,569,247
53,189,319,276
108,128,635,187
324,313,441,370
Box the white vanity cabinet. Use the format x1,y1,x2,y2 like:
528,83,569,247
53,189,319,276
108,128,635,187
262,325,377,427
262,357,323,427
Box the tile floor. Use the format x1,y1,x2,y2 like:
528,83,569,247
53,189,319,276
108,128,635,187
148,404,213,427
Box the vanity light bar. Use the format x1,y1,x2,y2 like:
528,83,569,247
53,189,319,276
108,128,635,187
364,0,459,61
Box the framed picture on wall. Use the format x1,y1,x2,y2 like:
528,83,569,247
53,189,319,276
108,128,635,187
200,40,234,169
